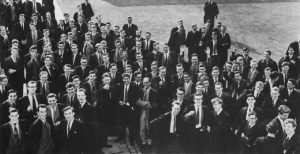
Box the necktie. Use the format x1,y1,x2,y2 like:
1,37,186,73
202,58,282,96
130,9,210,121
13,123,20,142
32,95,37,112
124,85,128,103
128,24,131,29
42,83,46,96
195,107,200,126
146,40,149,51
33,3,36,12
67,122,71,136
21,22,24,30
32,32,36,44
170,114,176,133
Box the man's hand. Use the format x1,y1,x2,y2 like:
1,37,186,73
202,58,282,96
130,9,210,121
27,106,33,111
119,101,125,106
8,69,16,74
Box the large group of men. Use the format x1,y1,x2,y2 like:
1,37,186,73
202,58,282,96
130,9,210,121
0,0,299,153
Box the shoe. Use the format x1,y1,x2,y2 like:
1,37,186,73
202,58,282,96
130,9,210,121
103,143,112,148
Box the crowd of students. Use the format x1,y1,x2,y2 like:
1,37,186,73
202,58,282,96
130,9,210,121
0,0,299,153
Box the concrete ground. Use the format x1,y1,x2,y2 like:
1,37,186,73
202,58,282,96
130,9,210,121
53,0,300,153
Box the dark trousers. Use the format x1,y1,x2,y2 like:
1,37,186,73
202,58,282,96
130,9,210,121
119,108,139,143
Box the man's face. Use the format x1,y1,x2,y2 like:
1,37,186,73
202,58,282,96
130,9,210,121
58,44,65,51
115,42,121,48
271,90,279,100
123,77,130,85
11,49,18,57
243,50,249,57
48,97,57,107
46,13,51,19
85,35,91,41
80,59,87,67
143,78,150,88
78,16,83,22
77,91,86,103
114,26,120,33
159,69,166,77
37,108,47,120
128,18,132,24
264,52,270,59
8,92,17,102
73,78,81,87
30,24,36,31
287,81,295,90
64,66,72,74
195,85,203,93
203,80,209,88
145,33,151,40
44,58,52,66
67,86,75,94
102,76,111,85
136,42,142,49
44,31,49,37
88,73,96,82
103,55,109,63
288,48,294,55
183,74,190,82
246,97,255,107
163,45,168,53
125,67,132,74
19,15,25,22
176,66,183,74
71,46,78,54
213,102,222,112
191,57,198,64
221,26,226,33
234,74,241,82
192,25,197,31
135,74,142,82
194,96,203,104
212,70,219,78
120,31,126,37
9,112,19,123
215,85,223,94
151,65,157,71
176,90,184,100
0,27,6,34
40,74,48,82
279,113,289,121
250,61,258,69
154,44,160,51
248,115,257,125
284,123,295,135
27,83,37,94
172,105,181,116
282,66,289,72
1,78,8,86
64,109,75,122
178,21,183,27
110,66,117,74
199,67,206,74
136,55,142,61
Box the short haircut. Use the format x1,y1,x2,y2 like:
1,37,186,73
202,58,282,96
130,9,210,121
7,89,17,95
134,71,142,77
278,105,291,115
72,75,80,81
211,97,223,105
287,78,297,85
9,108,19,115
215,82,223,88
77,88,86,94
30,45,38,51
177,87,185,93
266,121,278,134
66,82,75,89
39,71,48,77
158,66,166,72
248,111,257,117
63,106,74,113
27,80,37,87
284,118,297,128
37,104,47,112
47,93,57,99
265,50,271,55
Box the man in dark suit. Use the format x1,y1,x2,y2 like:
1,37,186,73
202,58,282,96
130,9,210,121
280,78,300,119
146,42,163,67
246,59,263,88
219,25,231,68
16,81,46,123
122,16,138,39
24,46,41,81
283,118,300,154
13,0,24,22
183,94,213,153
70,44,82,68
186,24,201,59
168,20,186,56
39,55,59,82
54,20,71,44
117,50,133,74
132,71,144,90
278,62,293,88
235,94,263,131
0,75,10,103
28,104,55,154
117,73,139,145
60,83,79,108
142,32,155,56
55,41,73,67
46,93,64,126
262,87,285,121
118,30,132,51
96,53,111,80
161,43,176,75
12,14,30,55
57,106,87,154
150,102,186,153
209,97,231,153
209,66,226,88
0,90,18,125
236,111,266,154
42,12,57,37
26,23,43,50
81,0,94,22
254,121,283,154
36,71,55,97
74,57,92,82
0,26,10,63
231,71,247,101
0,108,29,154
151,66,172,114
108,63,122,86
75,15,89,45
57,64,74,94
237,81,266,108
81,70,98,105
257,50,278,73
171,63,185,94
204,0,219,28
270,105,291,144
3,47,25,95
206,31,222,68
76,88,98,153
133,52,148,75
23,0,42,22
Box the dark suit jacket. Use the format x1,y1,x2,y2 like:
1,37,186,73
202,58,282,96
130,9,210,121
160,52,176,75
0,85,10,103
210,92,236,120
0,120,30,154
39,65,59,82
16,94,47,122
3,57,25,86
237,121,266,149
81,2,94,19
23,1,42,21
151,76,172,110
28,118,55,154
186,30,201,53
271,117,286,144
26,30,43,50
57,119,87,154
60,94,79,109
235,106,263,129
132,60,149,74
142,39,155,55
76,102,95,125
36,81,55,96
73,65,92,82
168,26,186,53
283,134,300,154
204,1,219,18
262,97,285,121
254,136,283,154
117,83,139,113
0,101,16,125
183,104,213,131
280,89,300,119
146,51,163,67
257,58,278,73
122,23,138,38
71,53,82,67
